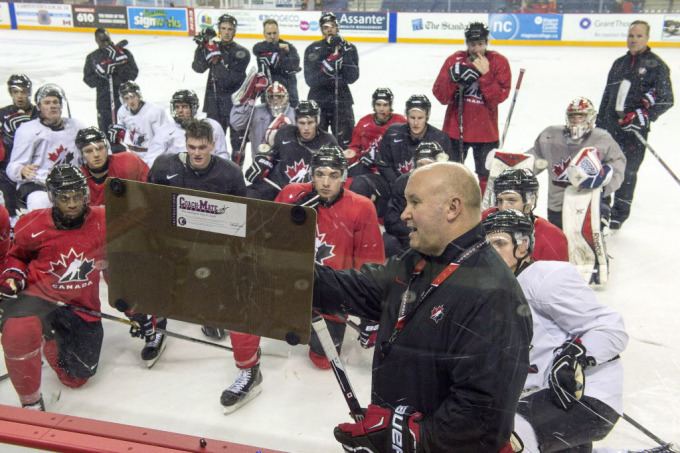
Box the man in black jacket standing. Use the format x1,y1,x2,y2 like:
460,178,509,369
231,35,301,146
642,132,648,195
253,18,301,107
192,15,250,158
596,20,673,230
304,12,359,148
83,28,138,133
314,162,531,452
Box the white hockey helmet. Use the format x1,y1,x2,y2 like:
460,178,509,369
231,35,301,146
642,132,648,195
565,97,596,141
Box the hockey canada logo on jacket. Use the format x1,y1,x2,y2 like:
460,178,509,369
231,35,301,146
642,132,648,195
430,305,445,324
314,228,335,265
397,159,414,175
285,159,309,183
48,248,96,290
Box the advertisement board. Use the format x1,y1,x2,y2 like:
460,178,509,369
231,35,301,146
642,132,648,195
73,5,128,30
661,15,680,41
15,3,73,28
396,13,486,41
489,14,562,41
128,7,187,32
0,2,10,28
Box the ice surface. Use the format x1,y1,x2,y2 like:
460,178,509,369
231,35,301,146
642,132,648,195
0,29,678,452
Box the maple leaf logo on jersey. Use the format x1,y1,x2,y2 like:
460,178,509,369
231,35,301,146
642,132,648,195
552,156,572,185
285,159,309,183
48,248,96,290
130,128,146,146
48,145,67,162
314,227,335,265
397,159,414,175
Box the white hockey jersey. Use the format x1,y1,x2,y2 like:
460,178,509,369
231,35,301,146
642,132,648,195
145,118,229,166
518,261,628,414
116,101,169,165
7,117,84,185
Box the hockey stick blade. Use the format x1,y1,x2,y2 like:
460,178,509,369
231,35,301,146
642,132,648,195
311,316,364,421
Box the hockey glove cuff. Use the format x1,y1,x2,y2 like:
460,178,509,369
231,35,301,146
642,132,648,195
549,338,596,411
334,404,422,453
618,108,649,133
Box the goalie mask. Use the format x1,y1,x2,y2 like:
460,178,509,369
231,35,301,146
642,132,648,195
493,168,539,214
266,82,289,116
566,97,596,141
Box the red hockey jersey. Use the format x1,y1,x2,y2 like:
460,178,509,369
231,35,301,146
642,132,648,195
6,207,107,321
82,152,149,206
275,183,385,270
432,50,511,143
346,113,407,165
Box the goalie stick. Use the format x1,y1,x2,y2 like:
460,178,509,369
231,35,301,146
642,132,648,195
311,315,364,421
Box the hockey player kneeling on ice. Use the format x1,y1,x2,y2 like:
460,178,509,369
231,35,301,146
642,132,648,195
7,84,85,213
528,97,625,230
275,145,384,366
483,168,569,262
483,209,628,453
0,164,107,411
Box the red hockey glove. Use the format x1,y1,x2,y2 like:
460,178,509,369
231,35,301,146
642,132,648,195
322,52,343,77
549,338,596,411
618,108,649,133
204,41,221,65
334,404,422,453
237,73,269,105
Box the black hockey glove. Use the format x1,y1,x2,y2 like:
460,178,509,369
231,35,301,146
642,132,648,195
334,404,422,453
245,152,274,183
549,338,596,411
357,319,379,349
128,313,156,341
322,52,343,77
193,27,216,45
107,124,126,146
449,61,481,85
618,108,649,133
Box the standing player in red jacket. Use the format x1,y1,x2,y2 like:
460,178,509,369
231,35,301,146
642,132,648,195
483,168,569,262
432,22,511,193
0,164,107,410
275,145,385,367
76,126,149,206
344,87,406,218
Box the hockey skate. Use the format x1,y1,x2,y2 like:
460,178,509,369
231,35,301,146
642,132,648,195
141,332,166,369
22,396,45,411
220,364,263,414
201,325,226,340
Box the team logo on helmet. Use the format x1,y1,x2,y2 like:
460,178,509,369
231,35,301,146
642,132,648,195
48,248,96,290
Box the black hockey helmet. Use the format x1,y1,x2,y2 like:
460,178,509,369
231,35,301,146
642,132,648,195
465,22,489,42
295,100,320,120
46,164,89,201
414,141,448,164
218,14,237,27
494,168,539,212
311,145,347,172
75,127,108,151
7,74,32,94
482,209,534,254
34,83,65,106
171,89,199,119
119,80,142,99
372,87,394,105
405,94,431,116
319,12,337,27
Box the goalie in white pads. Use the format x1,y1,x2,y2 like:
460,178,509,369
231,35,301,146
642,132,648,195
483,209,628,453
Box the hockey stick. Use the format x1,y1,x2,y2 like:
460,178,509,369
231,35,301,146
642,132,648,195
108,75,116,125
632,130,680,187
500,68,526,149
457,84,465,163
311,315,364,421
235,102,256,167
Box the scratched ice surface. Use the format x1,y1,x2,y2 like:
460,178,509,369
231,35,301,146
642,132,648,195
0,29,678,451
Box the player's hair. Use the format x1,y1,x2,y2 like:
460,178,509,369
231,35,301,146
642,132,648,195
184,119,214,144
630,20,650,36
262,18,278,28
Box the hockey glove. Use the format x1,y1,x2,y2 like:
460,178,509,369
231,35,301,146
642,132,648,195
128,313,156,341
357,320,379,349
322,52,343,77
236,73,269,105
449,61,481,85
549,338,595,411
264,114,292,147
245,152,274,183
257,52,279,71
193,27,216,45
618,108,649,133
107,124,126,146
204,41,222,65
334,404,422,453
640,90,656,110
0,269,26,297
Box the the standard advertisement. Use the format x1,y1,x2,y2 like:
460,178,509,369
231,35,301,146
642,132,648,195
15,3,74,28
489,14,562,40
0,2,10,28
128,7,187,32
73,5,128,30
396,13,487,41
